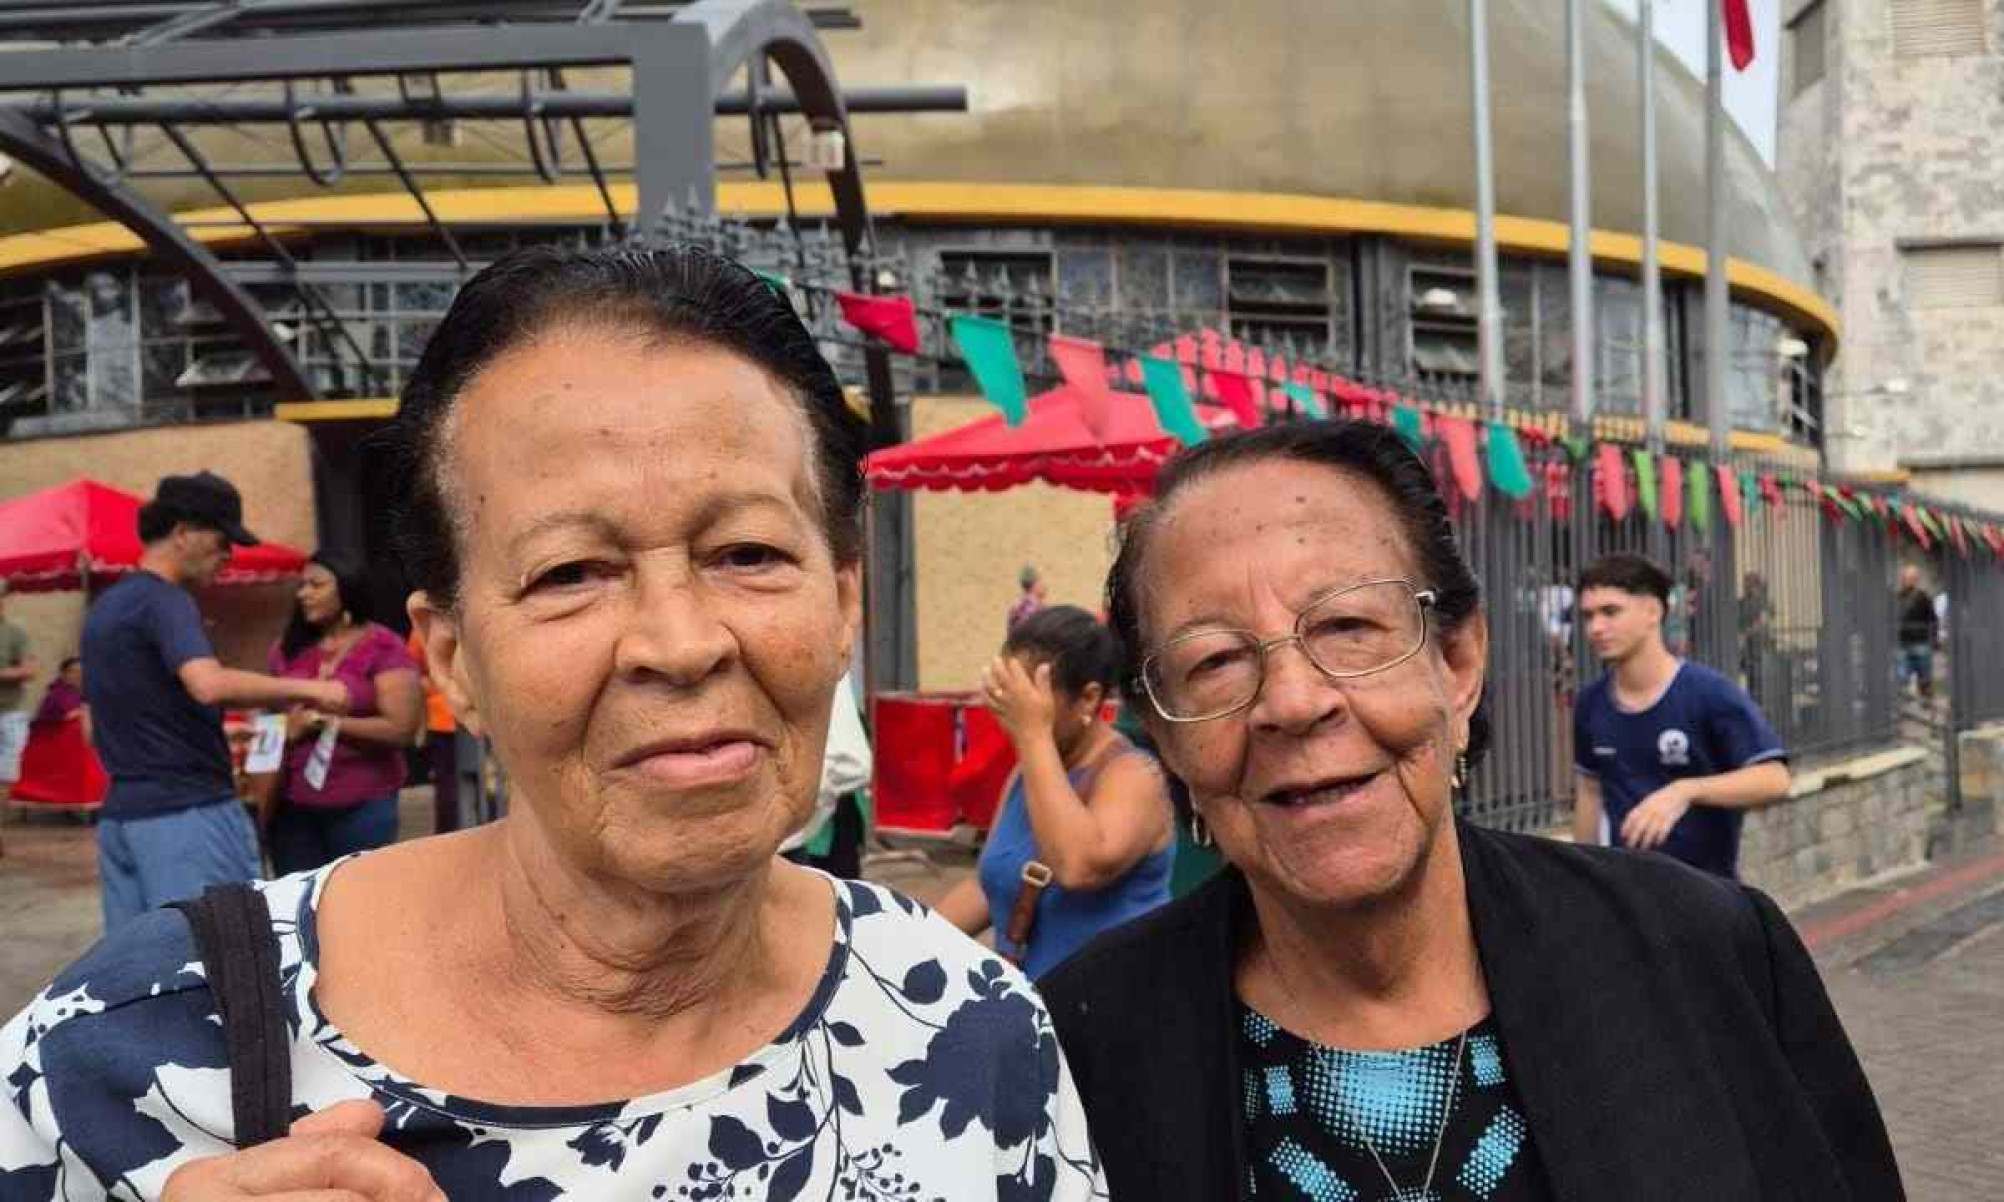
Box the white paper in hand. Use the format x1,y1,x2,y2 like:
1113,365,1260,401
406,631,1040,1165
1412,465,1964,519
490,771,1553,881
244,713,287,775
303,720,340,791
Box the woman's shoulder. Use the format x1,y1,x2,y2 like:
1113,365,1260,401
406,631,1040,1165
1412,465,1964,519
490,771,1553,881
830,876,1054,1032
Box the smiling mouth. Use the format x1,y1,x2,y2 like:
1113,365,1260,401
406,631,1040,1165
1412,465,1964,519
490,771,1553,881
1262,774,1379,808
615,735,765,789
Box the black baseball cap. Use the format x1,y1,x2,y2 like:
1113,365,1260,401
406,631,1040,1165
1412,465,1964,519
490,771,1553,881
153,471,259,546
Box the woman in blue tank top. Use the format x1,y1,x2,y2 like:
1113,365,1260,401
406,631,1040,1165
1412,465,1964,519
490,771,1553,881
935,606,1175,979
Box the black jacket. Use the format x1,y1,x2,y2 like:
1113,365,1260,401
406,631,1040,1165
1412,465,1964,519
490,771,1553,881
1041,821,1903,1201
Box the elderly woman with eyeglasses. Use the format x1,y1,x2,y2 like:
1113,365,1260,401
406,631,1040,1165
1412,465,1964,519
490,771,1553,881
1040,422,1901,1202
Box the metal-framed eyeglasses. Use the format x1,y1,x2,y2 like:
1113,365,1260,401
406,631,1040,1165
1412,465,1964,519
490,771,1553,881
1138,578,1438,723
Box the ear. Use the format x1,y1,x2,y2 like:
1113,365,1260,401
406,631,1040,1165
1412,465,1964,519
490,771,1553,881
833,558,863,671
1437,610,1489,749
408,591,482,738
1077,680,1105,714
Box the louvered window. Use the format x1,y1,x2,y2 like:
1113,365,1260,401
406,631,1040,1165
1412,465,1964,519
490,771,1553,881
1904,245,2004,308
1892,0,1986,58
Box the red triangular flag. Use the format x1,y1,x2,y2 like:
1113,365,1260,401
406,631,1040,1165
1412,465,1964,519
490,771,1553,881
1903,505,1932,548
1716,465,1743,527
1759,473,1784,509
1209,370,1264,430
1951,515,1971,556
834,291,919,354
1987,525,2004,556
1596,444,1631,520
1049,334,1116,442
1660,456,1684,528
1723,0,1755,71
1437,416,1483,501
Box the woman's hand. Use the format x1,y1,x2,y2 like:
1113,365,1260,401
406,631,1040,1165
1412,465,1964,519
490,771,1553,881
162,1099,444,1201
284,706,325,743
982,656,1058,745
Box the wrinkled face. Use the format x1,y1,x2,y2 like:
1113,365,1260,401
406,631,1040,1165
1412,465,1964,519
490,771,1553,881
176,525,231,588
296,564,342,627
1579,585,1662,664
1135,460,1486,910
413,327,860,893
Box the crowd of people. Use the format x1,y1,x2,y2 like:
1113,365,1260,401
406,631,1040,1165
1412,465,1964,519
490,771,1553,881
0,245,1904,1199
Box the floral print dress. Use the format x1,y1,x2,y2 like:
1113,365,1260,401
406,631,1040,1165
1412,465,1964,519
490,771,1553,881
0,865,1107,1201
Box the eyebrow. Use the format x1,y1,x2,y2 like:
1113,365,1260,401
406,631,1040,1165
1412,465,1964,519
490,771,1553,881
502,489,808,558
1157,577,1393,642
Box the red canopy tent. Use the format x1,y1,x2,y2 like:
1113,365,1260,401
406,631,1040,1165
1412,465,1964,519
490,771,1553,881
862,384,1239,496
0,478,308,593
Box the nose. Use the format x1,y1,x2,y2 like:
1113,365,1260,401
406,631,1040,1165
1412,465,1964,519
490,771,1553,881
613,563,737,689
1247,637,1348,736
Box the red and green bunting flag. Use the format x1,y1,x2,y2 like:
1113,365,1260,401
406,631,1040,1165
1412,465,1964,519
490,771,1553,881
1632,451,1658,521
1137,354,1208,446
834,292,920,354
1688,462,1711,532
1210,370,1264,431
1048,334,1115,441
1717,465,1743,527
948,315,1028,426
1485,423,1534,499
1660,456,1684,528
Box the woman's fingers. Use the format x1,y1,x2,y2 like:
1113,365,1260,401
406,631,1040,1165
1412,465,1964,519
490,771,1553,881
290,1099,386,1138
162,1101,444,1202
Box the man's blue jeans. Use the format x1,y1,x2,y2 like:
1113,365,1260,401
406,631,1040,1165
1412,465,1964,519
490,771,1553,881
97,796,260,931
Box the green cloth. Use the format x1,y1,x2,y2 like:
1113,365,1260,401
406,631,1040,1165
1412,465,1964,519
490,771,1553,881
950,315,1030,426
1632,450,1659,520
1281,381,1325,418
802,788,871,858
1391,404,1425,452
0,620,26,712
1484,422,1534,499
1139,355,1209,445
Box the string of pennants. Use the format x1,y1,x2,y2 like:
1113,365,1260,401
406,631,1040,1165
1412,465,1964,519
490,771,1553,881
797,275,2004,557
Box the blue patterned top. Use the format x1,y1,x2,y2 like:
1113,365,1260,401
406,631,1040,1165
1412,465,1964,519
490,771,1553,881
1238,1007,1551,1202
0,863,1107,1201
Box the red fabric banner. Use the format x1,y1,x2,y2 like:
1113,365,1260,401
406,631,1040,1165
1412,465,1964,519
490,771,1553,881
1724,0,1756,70
1209,370,1263,430
1716,464,1743,527
833,291,920,354
1660,455,1684,528
1596,443,1631,520
1437,416,1483,501
1048,334,1117,442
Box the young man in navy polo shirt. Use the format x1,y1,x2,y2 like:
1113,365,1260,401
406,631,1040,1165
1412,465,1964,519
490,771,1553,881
1572,553,1791,878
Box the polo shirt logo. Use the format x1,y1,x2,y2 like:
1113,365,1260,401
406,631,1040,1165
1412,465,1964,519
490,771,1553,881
1658,729,1691,767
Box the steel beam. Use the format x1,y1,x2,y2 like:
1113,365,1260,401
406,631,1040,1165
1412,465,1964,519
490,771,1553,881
0,107,313,398
10,85,968,124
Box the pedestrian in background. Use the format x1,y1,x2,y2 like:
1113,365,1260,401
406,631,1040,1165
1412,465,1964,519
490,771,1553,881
0,580,38,797
265,551,421,873
81,471,348,928
408,625,463,833
1007,562,1047,631
1573,553,1791,878
1896,563,1938,699
935,604,1175,978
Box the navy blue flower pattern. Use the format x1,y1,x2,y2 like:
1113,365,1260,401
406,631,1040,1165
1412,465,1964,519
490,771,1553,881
0,868,1107,1201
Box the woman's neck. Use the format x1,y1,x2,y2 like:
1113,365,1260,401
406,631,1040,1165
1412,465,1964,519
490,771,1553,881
483,817,794,1023
1058,720,1114,771
1239,821,1487,1050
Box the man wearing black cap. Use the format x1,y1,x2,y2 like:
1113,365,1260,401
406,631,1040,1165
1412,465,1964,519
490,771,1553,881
81,471,349,929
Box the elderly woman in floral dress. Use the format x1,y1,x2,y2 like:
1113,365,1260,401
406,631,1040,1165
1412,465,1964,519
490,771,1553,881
0,246,1104,1201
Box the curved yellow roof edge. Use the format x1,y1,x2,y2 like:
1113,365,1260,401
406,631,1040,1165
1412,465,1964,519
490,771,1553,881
0,179,1837,343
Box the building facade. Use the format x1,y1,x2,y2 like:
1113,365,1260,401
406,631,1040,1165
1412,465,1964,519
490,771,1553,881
1778,0,2004,501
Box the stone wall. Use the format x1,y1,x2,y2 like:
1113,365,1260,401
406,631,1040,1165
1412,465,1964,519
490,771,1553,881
1740,745,1934,909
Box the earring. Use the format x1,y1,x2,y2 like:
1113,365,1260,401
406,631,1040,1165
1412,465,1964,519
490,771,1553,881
1189,810,1214,848
1451,752,1469,791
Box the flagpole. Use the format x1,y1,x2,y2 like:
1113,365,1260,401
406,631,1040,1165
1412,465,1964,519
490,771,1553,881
1567,0,1594,431
1640,0,1665,458
1705,0,1731,460
1471,0,1505,421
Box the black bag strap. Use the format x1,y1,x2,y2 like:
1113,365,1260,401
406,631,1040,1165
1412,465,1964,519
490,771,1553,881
169,883,292,1147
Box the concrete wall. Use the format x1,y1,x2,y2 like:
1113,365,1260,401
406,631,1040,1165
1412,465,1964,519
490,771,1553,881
1778,0,2004,478
906,395,1119,691
1740,745,1934,909
0,420,317,708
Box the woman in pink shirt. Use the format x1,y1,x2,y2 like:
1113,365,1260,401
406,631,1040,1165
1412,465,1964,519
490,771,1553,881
266,552,422,873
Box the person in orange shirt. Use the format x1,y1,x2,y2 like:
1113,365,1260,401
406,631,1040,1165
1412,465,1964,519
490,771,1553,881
408,628,461,834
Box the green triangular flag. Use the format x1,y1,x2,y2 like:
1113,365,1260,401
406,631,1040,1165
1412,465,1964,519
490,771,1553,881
1138,355,1208,446
1391,404,1425,452
949,315,1028,426
1740,470,1761,514
1918,506,1945,539
1689,460,1712,532
752,268,790,295
1560,436,1591,463
1631,449,1659,520
1281,382,1325,418
1485,422,1534,499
